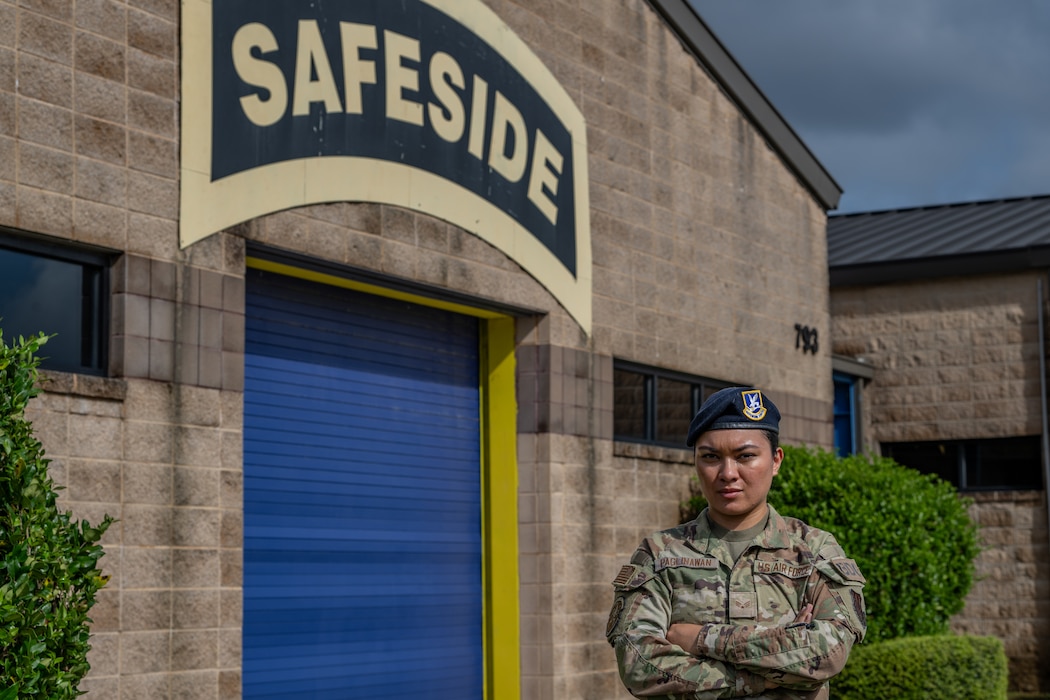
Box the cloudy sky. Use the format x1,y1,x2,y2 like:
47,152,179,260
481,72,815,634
688,1,1050,214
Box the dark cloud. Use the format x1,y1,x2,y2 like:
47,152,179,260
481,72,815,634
689,0,1050,212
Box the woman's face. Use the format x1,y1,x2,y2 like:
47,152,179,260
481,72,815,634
693,429,783,530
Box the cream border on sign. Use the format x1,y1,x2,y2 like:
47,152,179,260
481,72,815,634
179,0,592,333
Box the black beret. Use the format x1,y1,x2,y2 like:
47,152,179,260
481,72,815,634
685,387,780,447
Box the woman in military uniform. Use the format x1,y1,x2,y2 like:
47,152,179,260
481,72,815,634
606,387,866,699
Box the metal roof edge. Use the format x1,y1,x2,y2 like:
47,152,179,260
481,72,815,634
828,192,1050,221
829,247,1050,288
646,0,842,211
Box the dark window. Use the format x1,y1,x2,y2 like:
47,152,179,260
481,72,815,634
882,436,1043,491
0,232,110,375
656,377,692,444
613,361,731,447
613,367,647,441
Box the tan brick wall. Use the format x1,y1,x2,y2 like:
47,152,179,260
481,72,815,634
831,272,1044,446
952,492,1050,693
0,0,180,259
111,252,245,390
519,433,697,700
27,374,243,699
505,0,833,402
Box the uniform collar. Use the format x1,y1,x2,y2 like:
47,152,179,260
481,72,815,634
693,504,793,557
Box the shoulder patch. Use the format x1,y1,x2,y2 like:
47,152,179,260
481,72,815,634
606,596,626,639
831,558,865,583
851,589,867,630
611,563,654,591
613,565,635,587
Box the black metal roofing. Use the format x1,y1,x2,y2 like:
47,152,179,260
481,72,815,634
827,194,1050,286
648,0,842,210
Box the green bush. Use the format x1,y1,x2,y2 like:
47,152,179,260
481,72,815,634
682,445,980,644
0,332,113,698
833,634,1007,700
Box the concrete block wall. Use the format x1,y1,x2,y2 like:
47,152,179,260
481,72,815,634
831,272,1045,446
517,344,615,439
775,391,833,449
519,431,700,700
952,492,1050,692
495,0,833,401
243,202,573,340
0,0,181,260
27,374,243,699
112,253,245,390
5,1,244,696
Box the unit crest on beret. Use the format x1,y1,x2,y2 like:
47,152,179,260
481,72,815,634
685,386,781,447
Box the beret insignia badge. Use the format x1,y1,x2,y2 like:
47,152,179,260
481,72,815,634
741,390,767,421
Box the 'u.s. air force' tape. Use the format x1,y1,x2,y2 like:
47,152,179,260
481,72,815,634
753,560,814,579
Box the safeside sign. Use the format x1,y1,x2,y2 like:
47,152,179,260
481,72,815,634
180,0,591,332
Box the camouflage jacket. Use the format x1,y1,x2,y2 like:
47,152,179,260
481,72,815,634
606,506,866,699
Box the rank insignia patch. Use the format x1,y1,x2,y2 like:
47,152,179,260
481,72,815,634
741,390,767,421
729,592,756,619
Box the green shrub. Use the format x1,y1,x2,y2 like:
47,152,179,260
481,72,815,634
833,634,1007,700
0,332,113,698
682,445,980,644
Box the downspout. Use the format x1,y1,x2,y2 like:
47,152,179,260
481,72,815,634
1038,277,1050,533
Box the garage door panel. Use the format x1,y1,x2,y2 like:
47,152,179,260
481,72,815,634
246,355,480,402
244,268,483,699
242,460,480,488
247,329,479,378
247,300,479,378
245,419,480,455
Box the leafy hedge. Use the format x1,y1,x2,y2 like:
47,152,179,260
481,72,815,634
682,445,980,644
833,634,1007,700
0,333,113,698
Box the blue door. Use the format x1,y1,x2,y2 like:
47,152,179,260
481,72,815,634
832,372,856,457
243,267,482,698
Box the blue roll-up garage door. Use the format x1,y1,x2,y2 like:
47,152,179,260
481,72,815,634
243,267,482,698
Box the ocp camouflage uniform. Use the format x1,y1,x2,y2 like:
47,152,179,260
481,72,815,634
606,505,866,699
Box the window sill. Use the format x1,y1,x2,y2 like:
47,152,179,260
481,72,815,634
37,370,127,401
614,440,693,465
965,489,1043,503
